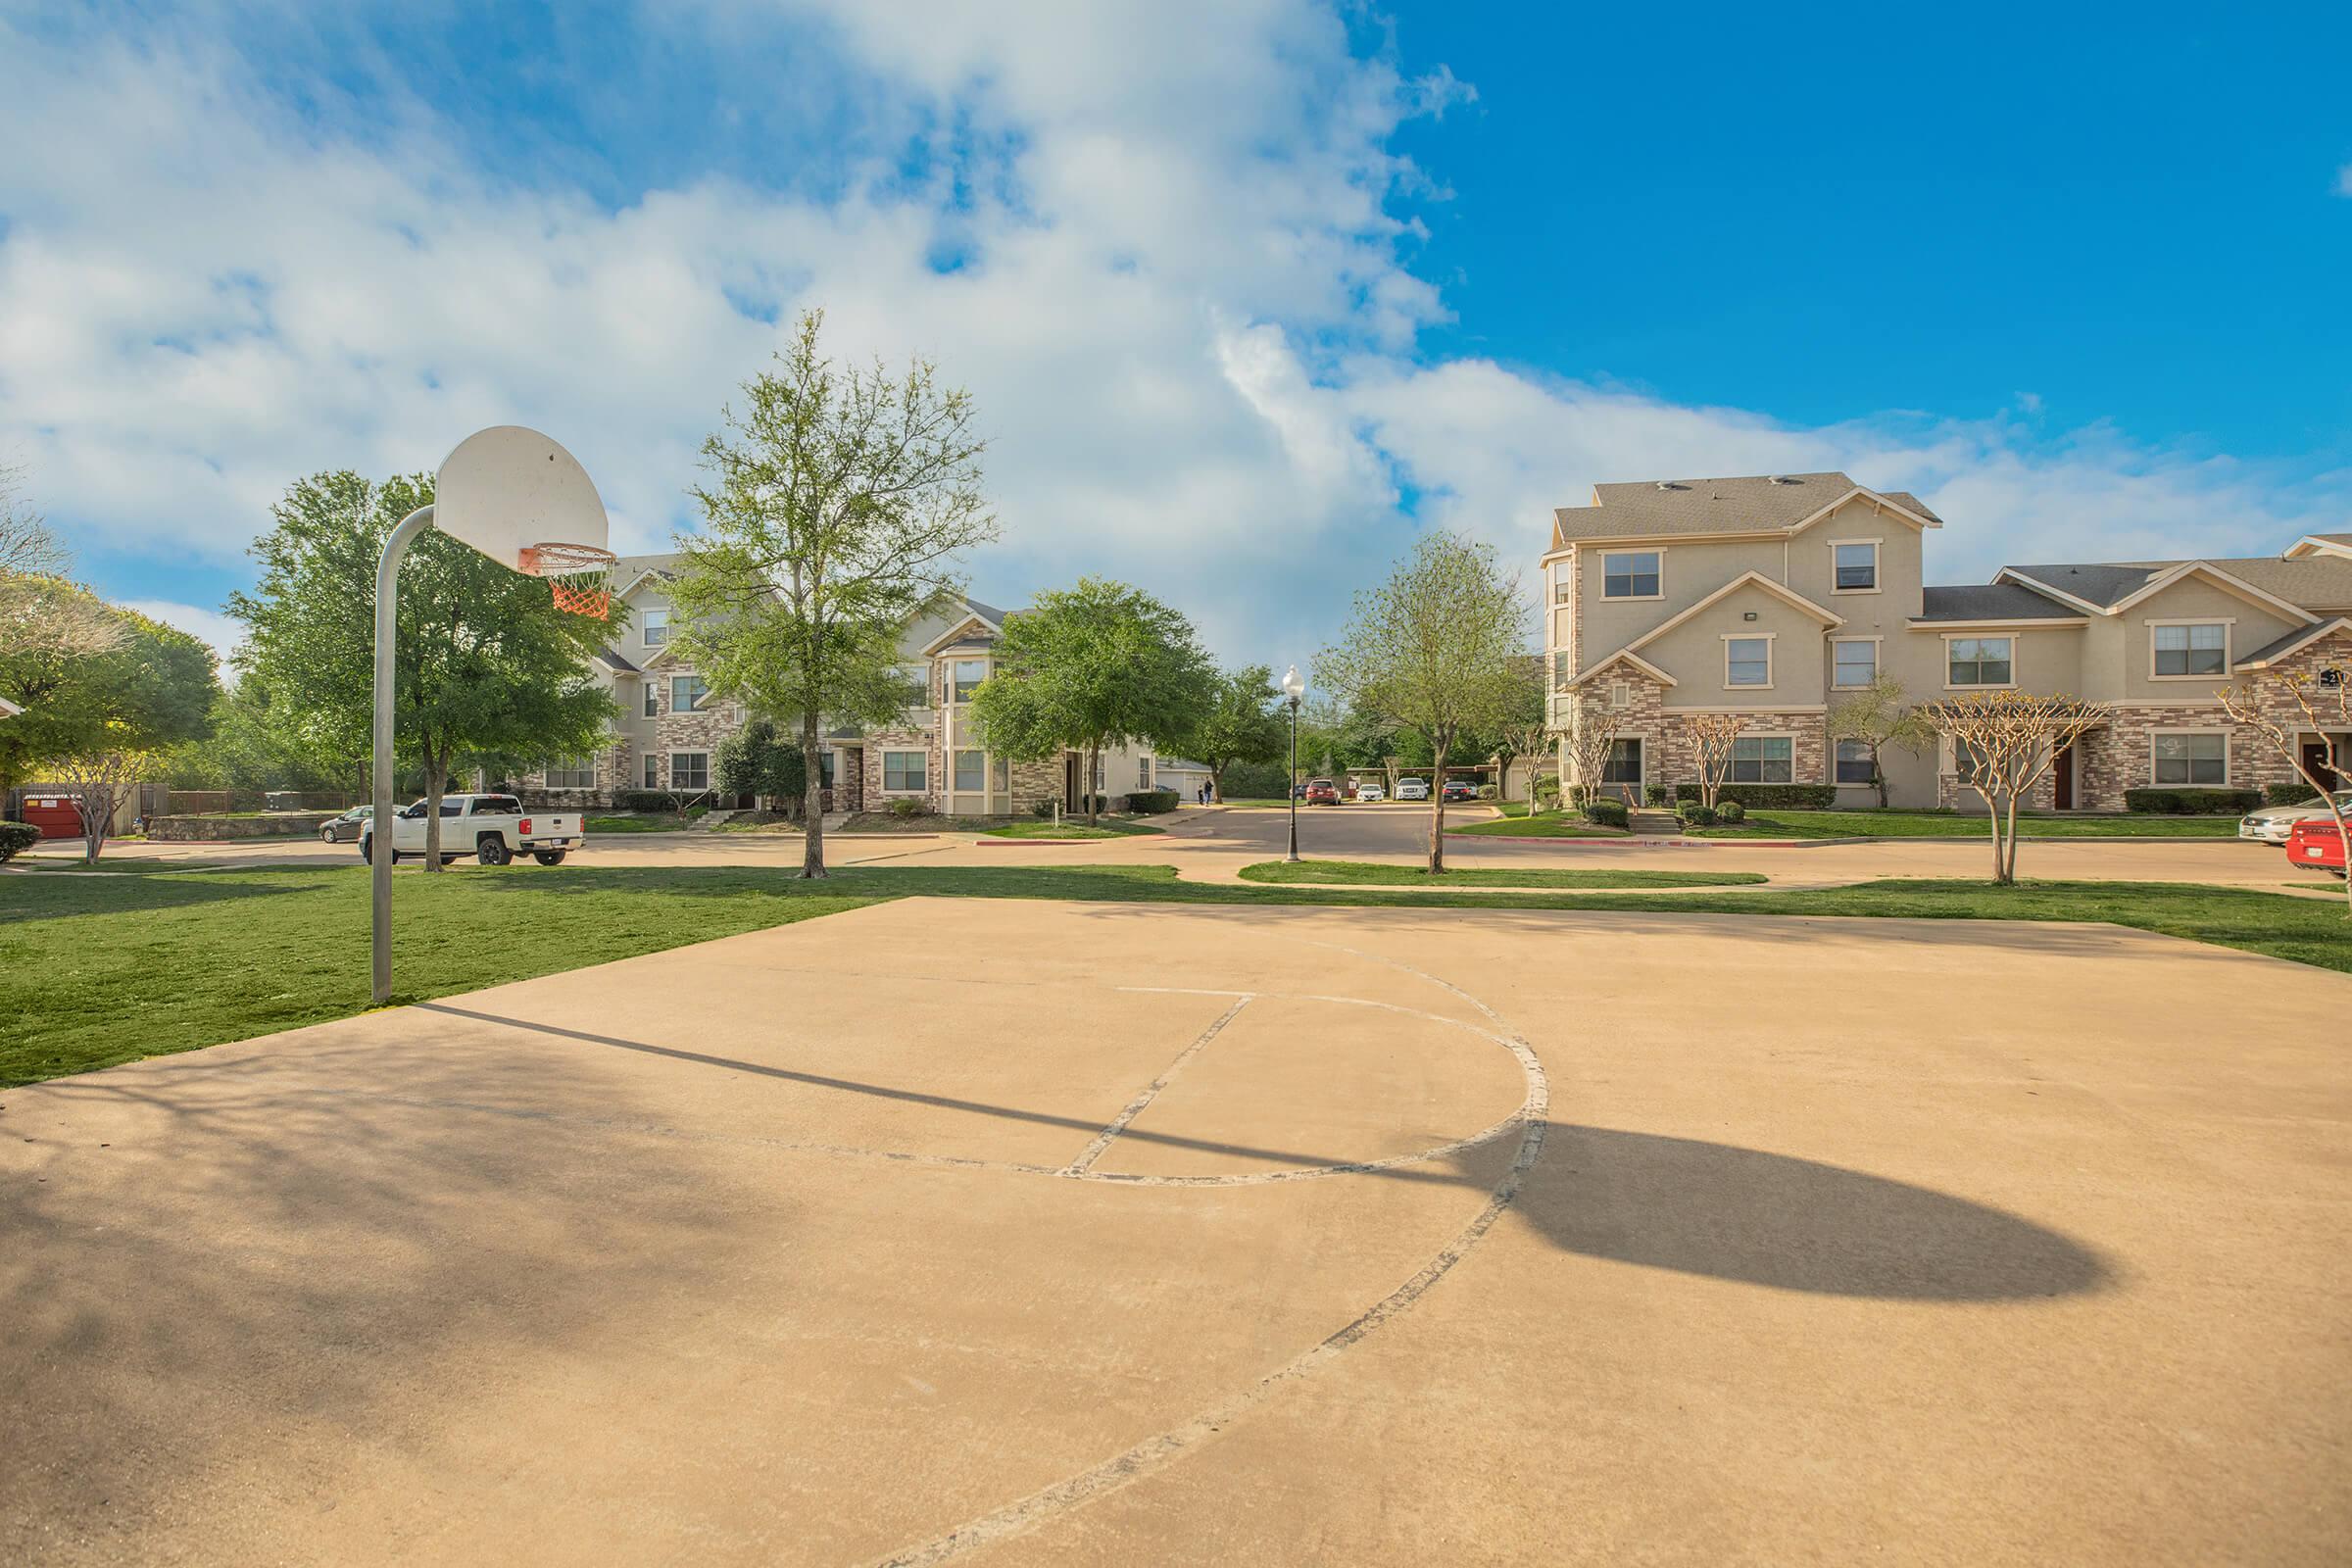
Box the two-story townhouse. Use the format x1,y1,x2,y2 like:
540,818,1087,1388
513,557,1167,815
1545,474,2352,810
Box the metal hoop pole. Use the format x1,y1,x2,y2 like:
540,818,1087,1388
1286,695,1300,863
372,504,436,1004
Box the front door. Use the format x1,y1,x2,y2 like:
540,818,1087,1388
2053,741,2076,810
1601,737,1643,805
2303,737,2344,788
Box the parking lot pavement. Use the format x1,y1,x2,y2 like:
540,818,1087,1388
5,896,2348,1564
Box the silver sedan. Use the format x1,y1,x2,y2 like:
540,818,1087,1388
318,805,373,844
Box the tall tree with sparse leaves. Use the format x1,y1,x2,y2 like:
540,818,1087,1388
670,310,996,877
1316,530,1528,872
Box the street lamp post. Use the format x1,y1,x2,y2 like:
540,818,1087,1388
1281,663,1305,863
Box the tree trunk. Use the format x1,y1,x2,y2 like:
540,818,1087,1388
2002,793,2021,884
422,750,446,871
801,707,827,879
1085,744,1100,827
1207,762,1223,805
77,781,112,864
1427,727,1448,874
1872,741,1889,808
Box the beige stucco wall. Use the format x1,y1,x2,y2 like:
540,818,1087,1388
1640,580,1832,709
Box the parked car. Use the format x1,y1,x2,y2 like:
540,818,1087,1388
1304,778,1341,806
2284,815,2348,877
2240,790,2352,843
318,805,373,844
1441,779,1478,803
358,793,585,866
1396,777,1430,802
1291,781,1307,800
1356,782,1386,803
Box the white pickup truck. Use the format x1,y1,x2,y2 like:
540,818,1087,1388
358,792,585,866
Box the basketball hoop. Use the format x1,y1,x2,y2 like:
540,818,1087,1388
519,541,618,619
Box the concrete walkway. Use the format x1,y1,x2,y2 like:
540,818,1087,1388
6,897,2347,1564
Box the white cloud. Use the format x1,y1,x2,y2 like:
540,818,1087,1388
122,599,243,673
0,4,2342,670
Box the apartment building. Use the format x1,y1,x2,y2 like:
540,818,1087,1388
517,556,1165,814
1544,474,2352,809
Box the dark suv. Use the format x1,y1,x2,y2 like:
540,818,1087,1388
1440,779,1478,803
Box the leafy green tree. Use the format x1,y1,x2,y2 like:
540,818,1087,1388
1485,657,1551,799
1826,675,1936,808
14,608,216,861
163,682,366,797
229,470,619,869
968,577,1215,825
715,717,809,811
1181,663,1286,802
1316,530,1527,872
670,310,996,878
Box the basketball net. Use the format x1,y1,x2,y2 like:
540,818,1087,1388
519,542,618,620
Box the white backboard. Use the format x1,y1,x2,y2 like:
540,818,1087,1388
435,426,609,573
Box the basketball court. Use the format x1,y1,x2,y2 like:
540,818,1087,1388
5,897,2348,1564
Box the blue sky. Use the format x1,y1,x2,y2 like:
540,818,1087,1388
2,1,2346,669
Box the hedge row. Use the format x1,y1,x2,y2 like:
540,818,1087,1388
1671,783,1838,809
1124,789,1180,815
1584,798,1629,829
2266,782,2341,807
2122,787,2262,815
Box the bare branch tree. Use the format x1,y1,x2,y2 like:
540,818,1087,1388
1688,712,1745,811
2217,670,2351,915
0,466,122,661
1557,688,1615,810
51,746,150,864
1918,691,2111,884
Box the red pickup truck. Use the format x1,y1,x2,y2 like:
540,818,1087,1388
2284,815,2348,878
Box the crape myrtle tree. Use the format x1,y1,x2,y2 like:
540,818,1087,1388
0,466,122,667
968,577,1215,826
1316,530,1527,873
1826,674,1936,808
1484,656,1549,799
1688,712,1745,812
230,471,619,870
1180,663,1287,803
1556,688,1615,809
17,607,216,861
1918,691,2111,884
2218,670,2352,915
670,310,996,879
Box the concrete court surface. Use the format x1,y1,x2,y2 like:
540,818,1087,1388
6,897,2349,1565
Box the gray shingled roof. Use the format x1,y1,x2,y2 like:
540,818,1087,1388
1553,472,1942,542
2007,556,2352,612
593,648,641,673
1916,583,2083,622
2236,616,2352,666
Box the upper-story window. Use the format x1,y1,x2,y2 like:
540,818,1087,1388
1832,541,1879,593
670,674,708,712
642,607,669,648
1725,636,1772,687
2152,622,2227,678
893,663,928,708
1947,636,2013,687
1601,551,1662,600
952,659,987,703
642,680,658,717
1833,639,1879,688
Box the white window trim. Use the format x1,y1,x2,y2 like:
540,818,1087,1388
669,672,708,712
1721,631,1775,691
641,607,670,650
1827,537,1883,596
1727,731,1798,786
880,749,930,794
2145,616,2233,682
1600,732,1645,794
667,750,710,791
1599,548,1667,603
2148,728,2231,787
1941,631,2018,691
1831,635,1883,690
1833,737,1878,786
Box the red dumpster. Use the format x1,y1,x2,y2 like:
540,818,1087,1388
19,795,85,839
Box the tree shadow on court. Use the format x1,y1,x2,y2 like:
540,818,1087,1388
1501,1123,2112,1300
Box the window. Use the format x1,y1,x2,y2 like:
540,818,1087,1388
817,751,836,789
1833,640,1878,688
1601,738,1642,785
1949,738,1985,776
992,755,1009,791
545,758,595,790
953,660,987,703
2152,732,2227,785
669,752,709,791
1832,541,1878,592
1602,551,1661,599
1552,573,1572,604
1835,739,1875,785
2153,622,2227,677
1730,736,1794,783
642,681,658,717
1725,637,1771,687
439,797,465,817
642,607,669,648
670,674,708,712
1947,636,2014,687
1551,650,1574,684
1608,680,1631,710
955,750,985,791
884,751,927,792
644,755,660,788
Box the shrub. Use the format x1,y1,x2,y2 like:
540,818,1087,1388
1673,783,1838,809
1125,788,1179,815
1643,784,1668,807
615,789,680,812
1031,798,1057,818
1679,803,1718,827
2266,782,2330,807
2122,787,2262,815
1716,799,1746,823
1531,774,1561,808
0,820,40,862
1585,798,1629,829
1476,784,1497,801
886,797,926,819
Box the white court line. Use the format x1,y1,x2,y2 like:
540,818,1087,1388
1062,993,1253,1174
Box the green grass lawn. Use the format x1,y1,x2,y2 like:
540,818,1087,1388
1238,858,1764,888
982,818,1165,840
585,811,701,833
8,862,2347,1088
1451,809,1626,838
1683,808,2243,840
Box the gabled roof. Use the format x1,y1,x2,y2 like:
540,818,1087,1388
593,649,640,674
1914,583,2085,623
2001,555,2352,616
1567,649,1678,689
919,596,1008,658
2234,616,2352,670
1570,571,1839,688
1551,471,1942,547
2285,532,2352,562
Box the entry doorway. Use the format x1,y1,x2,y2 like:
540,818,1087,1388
2053,740,2077,810
2302,735,2348,790
1602,737,1643,805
